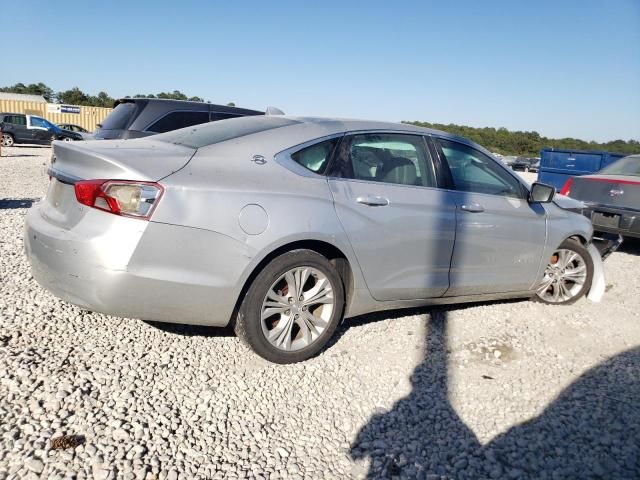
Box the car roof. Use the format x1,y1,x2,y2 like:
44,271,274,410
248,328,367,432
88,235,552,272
275,115,488,152
153,114,491,157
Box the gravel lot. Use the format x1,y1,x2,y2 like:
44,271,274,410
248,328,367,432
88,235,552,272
1,146,639,480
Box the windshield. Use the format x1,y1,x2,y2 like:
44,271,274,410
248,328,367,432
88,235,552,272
154,116,299,149
599,156,640,177
100,102,138,130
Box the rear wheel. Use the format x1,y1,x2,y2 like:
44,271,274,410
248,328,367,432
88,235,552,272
536,239,593,305
2,133,14,147
235,249,345,363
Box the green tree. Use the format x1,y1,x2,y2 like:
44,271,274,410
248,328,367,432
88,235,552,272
403,121,640,156
0,82,55,102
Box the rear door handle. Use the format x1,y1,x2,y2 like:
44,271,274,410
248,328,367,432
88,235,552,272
356,195,389,207
460,203,485,213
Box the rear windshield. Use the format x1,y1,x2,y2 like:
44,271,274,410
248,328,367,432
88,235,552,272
599,156,640,177
154,116,300,149
100,102,139,130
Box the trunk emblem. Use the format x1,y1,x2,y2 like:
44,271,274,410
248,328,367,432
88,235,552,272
609,188,624,197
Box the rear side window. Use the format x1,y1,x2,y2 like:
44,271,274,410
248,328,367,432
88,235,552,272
147,111,210,134
291,138,339,174
4,115,26,126
338,133,436,187
211,112,242,121
100,102,138,130
155,116,300,149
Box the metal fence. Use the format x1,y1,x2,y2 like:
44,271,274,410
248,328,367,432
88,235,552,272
0,100,112,132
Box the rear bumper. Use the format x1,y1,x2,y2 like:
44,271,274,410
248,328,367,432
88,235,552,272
24,203,251,326
584,204,640,239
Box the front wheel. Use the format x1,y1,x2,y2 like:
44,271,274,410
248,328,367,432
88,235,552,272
536,239,593,305
235,249,345,364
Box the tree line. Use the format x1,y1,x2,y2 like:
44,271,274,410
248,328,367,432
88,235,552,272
2,83,637,156
0,83,234,109
404,121,640,157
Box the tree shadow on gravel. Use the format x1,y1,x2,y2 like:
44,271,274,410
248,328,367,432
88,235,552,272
350,311,640,479
0,198,36,209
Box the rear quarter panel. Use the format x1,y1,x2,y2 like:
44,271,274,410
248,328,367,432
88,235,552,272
151,132,370,315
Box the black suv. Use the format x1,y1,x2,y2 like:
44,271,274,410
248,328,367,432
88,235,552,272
94,98,264,140
1,113,82,146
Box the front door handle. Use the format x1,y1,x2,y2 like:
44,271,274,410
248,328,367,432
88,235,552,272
460,203,485,213
356,195,389,207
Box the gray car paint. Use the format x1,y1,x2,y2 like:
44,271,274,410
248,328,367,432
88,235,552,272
24,116,604,327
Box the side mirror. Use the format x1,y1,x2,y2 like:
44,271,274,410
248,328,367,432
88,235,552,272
529,182,555,203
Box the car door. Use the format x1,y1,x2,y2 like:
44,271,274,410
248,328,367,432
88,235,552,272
327,132,457,301
8,115,30,142
28,116,53,143
432,137,547,296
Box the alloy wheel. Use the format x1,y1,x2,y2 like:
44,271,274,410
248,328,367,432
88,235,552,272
260,266,335,351
2,134,13,147
537,249,588,303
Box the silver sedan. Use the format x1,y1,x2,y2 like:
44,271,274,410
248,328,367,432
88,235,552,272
25,116,610,363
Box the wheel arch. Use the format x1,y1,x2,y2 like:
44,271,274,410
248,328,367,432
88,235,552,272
230,239,356,327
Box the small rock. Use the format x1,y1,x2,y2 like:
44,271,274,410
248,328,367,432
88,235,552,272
25,457,44,474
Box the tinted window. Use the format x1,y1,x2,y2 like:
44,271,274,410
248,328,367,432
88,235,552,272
147,111,210,133
291,138,339,174
341,133,436,187
211,112,242,121
100,102,138,130
5,115,26,126
437,138,522,197
155,116,301,149
30,117,48,128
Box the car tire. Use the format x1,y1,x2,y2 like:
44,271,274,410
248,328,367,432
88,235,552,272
63,137,73,142
535,238,593,305
235,249,345,364
2,133,14,147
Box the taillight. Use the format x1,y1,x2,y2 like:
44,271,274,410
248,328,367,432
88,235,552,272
559,177,574,196
74,180,163,220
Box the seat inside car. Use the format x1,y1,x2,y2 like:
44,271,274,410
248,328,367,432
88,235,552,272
378,156,418,185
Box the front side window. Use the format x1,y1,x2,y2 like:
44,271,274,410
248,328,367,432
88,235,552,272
340,133,436,187
291,138,339,174
29,117,48,128
436,138,523,197
147,111,210,133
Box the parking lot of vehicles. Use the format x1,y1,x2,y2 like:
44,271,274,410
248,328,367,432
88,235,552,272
93,98,264,140
0,113,82,146
510,157,540,173
25,116,616,363
562,154,640,239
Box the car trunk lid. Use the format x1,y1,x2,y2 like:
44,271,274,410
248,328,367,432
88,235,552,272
42,139,194,229
570,175,640,210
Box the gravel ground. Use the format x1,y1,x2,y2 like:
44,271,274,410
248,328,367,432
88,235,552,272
1,145,639,480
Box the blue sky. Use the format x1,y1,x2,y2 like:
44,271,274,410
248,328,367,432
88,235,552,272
5,0,640,142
